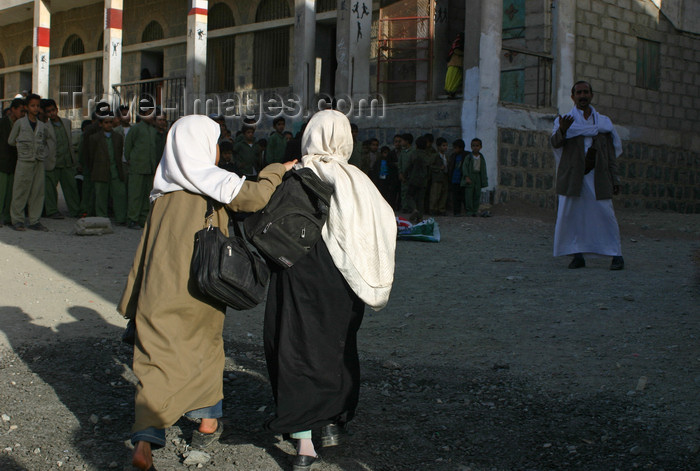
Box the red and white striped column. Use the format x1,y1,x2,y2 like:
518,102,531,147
187,0,208,107
32,0,51,98
103,0,123,102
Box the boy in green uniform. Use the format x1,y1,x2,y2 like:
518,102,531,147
0,98,25,226
124,108,158,229
429,137,449,215
42,99,81,218
398,133,415,212
232,119,262,180
88,114,127,224
461,138,488,216
405,136,430,222
266,117,287,164
7,93,55,231
79,103,112,217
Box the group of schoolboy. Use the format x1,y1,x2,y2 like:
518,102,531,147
353,132,488,220
0,94,168,231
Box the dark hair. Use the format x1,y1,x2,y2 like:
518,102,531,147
219,140,234,153
436,137,447,146
40,98,55,110
241,117,256,132
471,138,482,145
257,138,267,147
380,146,390,153
10,98,26,109
423,133,434,143
393,134,402,141
283,131,293,138
26,93,41,103
415,136,427,150
368,137,379,145
350,123,359,132
401,133,413,145
273,117,285,126
571,81,593,95
452,139,465,150
81,119,92,131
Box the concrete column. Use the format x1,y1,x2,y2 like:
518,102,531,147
103,0,123,102
335,0,372,98
461,0,501,191
293,0,316,111
552,0,576,114
32,0,51,98
186,0,208,108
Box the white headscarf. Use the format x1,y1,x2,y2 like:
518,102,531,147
300,110,397,311
150,115,245,203
552,105,623,164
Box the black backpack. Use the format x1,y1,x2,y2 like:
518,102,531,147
243,168,334,268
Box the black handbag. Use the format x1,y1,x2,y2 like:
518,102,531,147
190,199,270,310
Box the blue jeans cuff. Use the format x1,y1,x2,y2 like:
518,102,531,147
184,400,223,420
131,427,166,449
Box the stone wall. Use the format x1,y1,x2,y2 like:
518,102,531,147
495,127,700,213
574,0,700,139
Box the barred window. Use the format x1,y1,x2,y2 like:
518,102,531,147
60,35,85,109
0,53,4,99
316,0,336,13
207,2,236,93
19,46,33,65
636,38,660,90
142,21,164,42
254,0,291,89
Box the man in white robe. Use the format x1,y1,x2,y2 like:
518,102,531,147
551,81,624,270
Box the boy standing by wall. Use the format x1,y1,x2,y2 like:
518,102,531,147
124,107,158,229
88,114,126,224
447,139,466,216
461,138,488,217
232,119,262,180
429,137,449,215
42,99,81,218
7,93,54,231
266,117,287,164
0,98,25,226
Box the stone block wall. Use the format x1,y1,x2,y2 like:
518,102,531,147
575,0,700,136
495,127,700,213
495,128,557,209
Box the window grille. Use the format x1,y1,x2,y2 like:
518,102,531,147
0,53,4,99
60,35,85,109
254,0,291,89
142,21,164,42
207,3,236,93
95,32,104,98
19,47,33,65
316,0,336,13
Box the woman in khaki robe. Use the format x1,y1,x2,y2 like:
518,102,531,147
118,115,295,470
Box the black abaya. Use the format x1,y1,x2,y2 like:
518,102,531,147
263,239,365,434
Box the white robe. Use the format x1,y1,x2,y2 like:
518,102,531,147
553,110,622,257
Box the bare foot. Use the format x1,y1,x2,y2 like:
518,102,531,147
132,440,153,470
297,438,317,458
199,418,218,434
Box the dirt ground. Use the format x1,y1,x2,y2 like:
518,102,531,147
0,201,699,471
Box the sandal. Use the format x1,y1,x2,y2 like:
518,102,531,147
191,420,224,449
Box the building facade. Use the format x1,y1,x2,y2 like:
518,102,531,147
1,0,698,212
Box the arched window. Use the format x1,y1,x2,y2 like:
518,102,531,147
254,0,291,89
142,21,164,42
316,0,336,13
19,46,33,65
95,32,104,97
60,35,85,109
207,3,236,93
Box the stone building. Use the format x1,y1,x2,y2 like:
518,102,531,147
1,0,698,212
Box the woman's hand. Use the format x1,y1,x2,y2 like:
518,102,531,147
283,159,298,171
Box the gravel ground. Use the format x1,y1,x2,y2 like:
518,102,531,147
0,201,698,471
